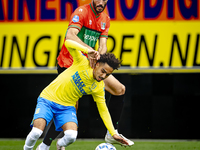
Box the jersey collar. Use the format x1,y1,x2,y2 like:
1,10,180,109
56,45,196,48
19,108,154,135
89,3,100,18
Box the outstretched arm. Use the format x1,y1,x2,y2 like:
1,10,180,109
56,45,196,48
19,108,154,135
64,39,100,60
96,102,128,146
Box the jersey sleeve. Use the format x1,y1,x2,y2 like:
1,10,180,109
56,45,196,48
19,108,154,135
100,15,110,38
64,40,88,65
68,6,87,31
92,87,116,136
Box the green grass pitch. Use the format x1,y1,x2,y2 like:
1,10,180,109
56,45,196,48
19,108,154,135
0,139,200,150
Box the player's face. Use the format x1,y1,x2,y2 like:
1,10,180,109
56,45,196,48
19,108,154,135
93,0,108,14
93,62,113,82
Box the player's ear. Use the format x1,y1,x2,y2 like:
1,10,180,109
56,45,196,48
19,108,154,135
95,62,100,68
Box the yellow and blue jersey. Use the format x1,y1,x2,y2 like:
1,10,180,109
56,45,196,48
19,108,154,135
40,40,116,136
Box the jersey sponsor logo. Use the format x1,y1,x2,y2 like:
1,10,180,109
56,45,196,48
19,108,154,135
72,15,79,22
84,34,98,42
72,71,87,95
78,27,101,47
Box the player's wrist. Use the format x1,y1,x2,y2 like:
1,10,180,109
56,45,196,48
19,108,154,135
82,47,89,54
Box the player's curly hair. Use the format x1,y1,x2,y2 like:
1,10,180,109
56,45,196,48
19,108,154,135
97,53,121,70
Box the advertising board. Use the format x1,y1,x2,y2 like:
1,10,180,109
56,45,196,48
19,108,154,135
0,0,199,73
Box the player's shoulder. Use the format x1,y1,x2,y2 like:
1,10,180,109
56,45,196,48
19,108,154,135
74,4,89,15
100,12,110,21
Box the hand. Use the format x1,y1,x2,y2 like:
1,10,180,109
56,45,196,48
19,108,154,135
89,59,96,69
112,134,129,146
88,49,100,69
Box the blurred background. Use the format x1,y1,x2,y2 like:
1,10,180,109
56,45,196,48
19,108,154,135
0,0,200,139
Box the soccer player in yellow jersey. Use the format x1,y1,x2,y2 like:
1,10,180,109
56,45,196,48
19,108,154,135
23,40,128,150
37,0,134,149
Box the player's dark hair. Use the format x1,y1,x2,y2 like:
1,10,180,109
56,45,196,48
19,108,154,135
97,53,121,70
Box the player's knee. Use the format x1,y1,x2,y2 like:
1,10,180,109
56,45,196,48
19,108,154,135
31,127,43,140
24,127,43,149
62,130,77,146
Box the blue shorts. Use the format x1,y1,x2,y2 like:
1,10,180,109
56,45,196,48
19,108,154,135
31,97,78,131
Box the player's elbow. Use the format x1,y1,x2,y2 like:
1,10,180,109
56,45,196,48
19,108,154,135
120,84,126,95
116,84,126,95
65,32,73,40
65,28,79,40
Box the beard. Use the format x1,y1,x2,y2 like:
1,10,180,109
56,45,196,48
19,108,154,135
93,1,107,14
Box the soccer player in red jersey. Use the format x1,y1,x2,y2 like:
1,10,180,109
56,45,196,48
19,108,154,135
36,0,134,150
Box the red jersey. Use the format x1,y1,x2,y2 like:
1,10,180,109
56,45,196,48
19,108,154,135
57,3,110,68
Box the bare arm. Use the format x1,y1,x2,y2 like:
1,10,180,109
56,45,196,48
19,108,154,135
98,37,108,54
66,27,94,51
